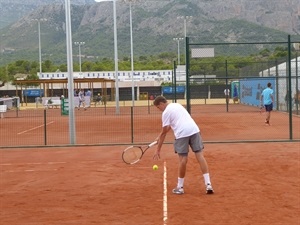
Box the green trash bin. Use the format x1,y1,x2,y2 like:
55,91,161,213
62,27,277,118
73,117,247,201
61,98,69,115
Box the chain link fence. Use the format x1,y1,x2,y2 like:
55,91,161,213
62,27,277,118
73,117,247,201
1,36,300,147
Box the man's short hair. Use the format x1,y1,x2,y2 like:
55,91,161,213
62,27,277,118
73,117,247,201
267,82,272,87
153,95,167,106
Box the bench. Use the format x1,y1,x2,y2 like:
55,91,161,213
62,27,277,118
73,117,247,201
0,105,7,119
44,99,61,109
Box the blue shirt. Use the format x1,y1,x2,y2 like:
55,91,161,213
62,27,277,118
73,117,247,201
261,87,273,105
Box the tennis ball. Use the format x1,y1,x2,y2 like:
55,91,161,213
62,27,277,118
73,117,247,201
153,165,158,170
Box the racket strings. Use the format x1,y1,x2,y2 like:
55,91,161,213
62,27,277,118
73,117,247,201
122,146,143,164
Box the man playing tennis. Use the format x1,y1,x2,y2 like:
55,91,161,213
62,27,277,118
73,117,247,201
153,96,214,195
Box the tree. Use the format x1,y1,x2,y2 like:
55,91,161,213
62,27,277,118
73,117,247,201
0,66,9,87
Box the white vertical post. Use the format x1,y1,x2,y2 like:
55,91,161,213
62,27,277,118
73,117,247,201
32,18,47,76
129,1,135,107
173,38,183,65
95,0,119,114
177,16,192,65
184,18,187,38
79,44,82,73
113,0,120,114
74,42,85,73
177,39,180,65
38,20,42,76
65,0,76,144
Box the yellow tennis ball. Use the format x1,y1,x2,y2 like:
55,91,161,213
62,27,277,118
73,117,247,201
153,165,158,170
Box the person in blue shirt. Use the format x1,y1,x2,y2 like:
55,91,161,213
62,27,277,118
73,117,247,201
260,82,274,125
233,84,239,104
78,89,86,110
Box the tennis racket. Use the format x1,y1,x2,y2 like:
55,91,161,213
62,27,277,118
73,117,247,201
122,141,157,165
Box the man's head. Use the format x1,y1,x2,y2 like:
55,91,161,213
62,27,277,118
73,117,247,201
153,96,168,111
267,82,272,88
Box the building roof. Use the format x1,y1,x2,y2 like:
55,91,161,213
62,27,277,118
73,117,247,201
13,78,114,85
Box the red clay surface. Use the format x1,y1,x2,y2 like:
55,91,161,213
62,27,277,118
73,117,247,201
0,104,300,147
0,103,299,224
0,143,299,225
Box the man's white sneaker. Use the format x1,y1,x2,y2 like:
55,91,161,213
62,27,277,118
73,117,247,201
172,187,184,195
206,184,214,194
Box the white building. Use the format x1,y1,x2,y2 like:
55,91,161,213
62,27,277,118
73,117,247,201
38,70,173,82
260,56,300,109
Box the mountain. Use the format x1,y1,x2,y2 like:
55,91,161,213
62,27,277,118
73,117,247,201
0,0,95,29
0,0,299,66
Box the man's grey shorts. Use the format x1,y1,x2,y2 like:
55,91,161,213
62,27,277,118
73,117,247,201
174,133,204,155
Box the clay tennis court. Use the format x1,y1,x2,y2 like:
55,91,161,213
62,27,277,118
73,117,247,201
0,103,300,224
1,103,300,146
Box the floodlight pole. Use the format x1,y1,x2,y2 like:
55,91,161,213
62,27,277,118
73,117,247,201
173,38,184,65
129,1,135,107
74,42,85,73
65,0,76,144
38,21,42,76
32,18,47,77
177,16,193,38
177,16,192,65
95,0,120,114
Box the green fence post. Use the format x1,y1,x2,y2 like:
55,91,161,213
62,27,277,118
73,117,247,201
288,35,293,140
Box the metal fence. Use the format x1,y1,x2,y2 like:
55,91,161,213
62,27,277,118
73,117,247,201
1,36,300,148
183,35,300,141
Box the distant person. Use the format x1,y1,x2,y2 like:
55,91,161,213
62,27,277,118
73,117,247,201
95,93,102,107
294,90,300,109
85,89,91,97
85,89,92,107
285,91,290,111
233,85,238,104
224,88,230,104
260,82,274,125
78,89,86,110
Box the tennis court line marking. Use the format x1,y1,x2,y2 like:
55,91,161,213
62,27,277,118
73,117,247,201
3,169,58,173
0,161,98,167
17,121,55,135
163,160,168,225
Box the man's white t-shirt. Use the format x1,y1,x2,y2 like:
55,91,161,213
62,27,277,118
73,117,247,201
162,103,200,139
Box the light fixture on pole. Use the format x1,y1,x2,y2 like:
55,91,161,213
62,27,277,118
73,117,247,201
32,18,47,77
177,16,193,38
173,38,184,65
95,0,120,114
74,41,85,73
177,16,192,66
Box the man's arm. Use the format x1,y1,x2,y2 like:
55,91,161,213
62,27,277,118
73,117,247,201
271,94,274,102
153,125,171,160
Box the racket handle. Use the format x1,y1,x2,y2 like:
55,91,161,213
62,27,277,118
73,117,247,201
149,141,157,147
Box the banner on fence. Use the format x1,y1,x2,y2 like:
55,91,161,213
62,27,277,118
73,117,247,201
240,78,276,108
162,86,185,94
23,89,44,97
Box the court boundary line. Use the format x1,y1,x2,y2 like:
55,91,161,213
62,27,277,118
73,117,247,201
17,121,55,135
163,160,168,225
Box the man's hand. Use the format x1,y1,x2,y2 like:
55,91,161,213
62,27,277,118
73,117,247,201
153,149,160,160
